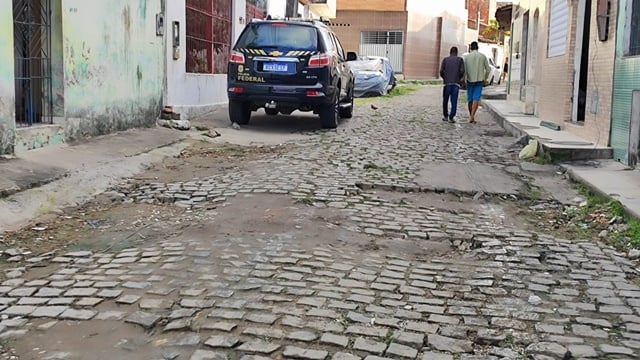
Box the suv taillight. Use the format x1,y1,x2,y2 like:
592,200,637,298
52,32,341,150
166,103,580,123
308,54,333,68
230,50,245,64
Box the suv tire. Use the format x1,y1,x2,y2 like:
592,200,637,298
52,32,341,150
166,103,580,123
265,108,278,116
339,86,354,119
229,100,251,125
320,93,339,129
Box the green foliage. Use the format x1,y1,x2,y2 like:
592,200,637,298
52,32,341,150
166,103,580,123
573,183,640,250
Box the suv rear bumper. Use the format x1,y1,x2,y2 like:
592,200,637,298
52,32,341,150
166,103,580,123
228,82,335,108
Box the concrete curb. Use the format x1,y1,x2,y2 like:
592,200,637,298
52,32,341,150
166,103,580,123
561,164,640,221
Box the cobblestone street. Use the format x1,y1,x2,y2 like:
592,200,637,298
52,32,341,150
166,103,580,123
1,86,639,359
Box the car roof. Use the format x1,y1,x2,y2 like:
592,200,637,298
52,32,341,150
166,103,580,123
249,18,329,29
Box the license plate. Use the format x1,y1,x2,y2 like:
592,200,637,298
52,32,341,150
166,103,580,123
263,62,289,72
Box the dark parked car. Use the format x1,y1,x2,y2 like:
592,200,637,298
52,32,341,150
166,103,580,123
227,18,357,128
349,56,397,97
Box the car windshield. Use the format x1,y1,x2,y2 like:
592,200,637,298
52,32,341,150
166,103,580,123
236,23,318,51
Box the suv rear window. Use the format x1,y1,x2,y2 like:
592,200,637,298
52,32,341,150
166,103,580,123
235,23,318,51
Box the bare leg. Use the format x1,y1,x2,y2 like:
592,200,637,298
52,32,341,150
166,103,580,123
468,101,473,118
470,101,479,122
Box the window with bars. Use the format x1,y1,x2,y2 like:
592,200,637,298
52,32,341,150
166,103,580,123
627,0,640,56
360,31,403,45
186,0,232,74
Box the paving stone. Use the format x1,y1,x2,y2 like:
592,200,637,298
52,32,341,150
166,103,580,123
8,288,37,297
345,325,389,338
427,334,473,353
125,311,161,328
189,349,228,360
63,288,97,297
331,353,360,360
236,340,280,354
353,337,387,355
572,324,608,338
180,298,215,308
286,330,318,342
95,311,127,320
164,318,192,332
385,343,418,359
525,342,571,358
204,335,239,348
320,333,349,347
116,294,141,304
420,352,453,360
2,305,36,316
59,309,96,320
75,297,103,307
598,344,635,356
567,344,598,358
242,327,285,339
208,309,245,320
163,334,201,347
245,312,278,324
282,346,329,360
34,287,64,297
392,330,424,347
186,311,230,328
121,281,152,289
97,289,123,298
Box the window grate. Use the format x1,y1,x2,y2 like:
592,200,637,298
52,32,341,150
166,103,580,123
186,0,232,74
360,31,403,45
629,0,640,55
13,0,53,127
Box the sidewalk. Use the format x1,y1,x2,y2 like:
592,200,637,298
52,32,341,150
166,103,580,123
483,98,640,220
0,126,193,232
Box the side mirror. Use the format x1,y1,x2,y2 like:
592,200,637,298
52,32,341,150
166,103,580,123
346,52,357,61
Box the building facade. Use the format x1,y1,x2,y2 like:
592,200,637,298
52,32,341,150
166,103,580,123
1,0,166,155
509,0,616,149
329,0,469,79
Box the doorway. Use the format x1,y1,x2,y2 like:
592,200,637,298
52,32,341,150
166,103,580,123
573,0,592,122
13,0,53,127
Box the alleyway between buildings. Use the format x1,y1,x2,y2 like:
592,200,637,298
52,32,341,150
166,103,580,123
0,86,638,359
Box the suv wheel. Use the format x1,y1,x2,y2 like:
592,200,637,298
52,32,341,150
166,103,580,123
339,85,354,119
264,108,278,116
320,93,339,129
229,100,251,125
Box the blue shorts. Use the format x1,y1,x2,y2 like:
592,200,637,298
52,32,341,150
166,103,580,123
467,83,483,102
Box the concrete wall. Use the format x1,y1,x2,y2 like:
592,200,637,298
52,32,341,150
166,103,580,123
563,0,616,147
165,0,246,119
61,0,164,141
329,10,408,54
0,0,15,155
52,0,65,117
336,0,405,12
509,0,574,121
405,1,467,79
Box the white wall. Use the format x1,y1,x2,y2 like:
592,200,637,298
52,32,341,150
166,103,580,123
165,0,247,118
406,0,467,19
268,0,286,18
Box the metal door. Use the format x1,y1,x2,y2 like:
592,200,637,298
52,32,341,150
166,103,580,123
359,31,404,73
13,0,53,126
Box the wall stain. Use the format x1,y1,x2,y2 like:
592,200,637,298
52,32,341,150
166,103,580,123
139,0,148,20
136,65,142,88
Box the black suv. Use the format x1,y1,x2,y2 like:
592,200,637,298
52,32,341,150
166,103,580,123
227,19,357,129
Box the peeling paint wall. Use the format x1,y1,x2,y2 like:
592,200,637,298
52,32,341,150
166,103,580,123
52,0,65,116
0,0,16,155
61,0,164,140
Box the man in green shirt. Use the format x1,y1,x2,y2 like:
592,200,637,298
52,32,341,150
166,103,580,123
463,41,491,123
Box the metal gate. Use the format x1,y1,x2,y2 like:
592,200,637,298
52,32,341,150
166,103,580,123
13,0,53,127
359,31,404,73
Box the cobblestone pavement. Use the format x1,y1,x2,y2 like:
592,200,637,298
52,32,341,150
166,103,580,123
1,86,639,359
